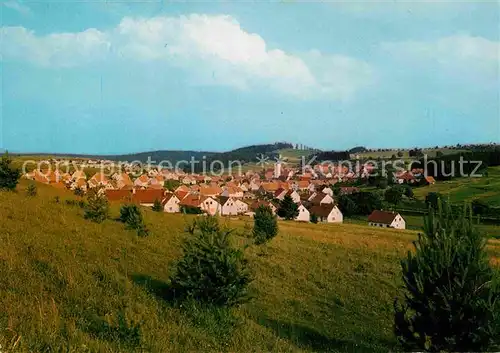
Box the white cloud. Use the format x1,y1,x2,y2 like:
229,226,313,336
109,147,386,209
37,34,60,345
0,14,374,101
2,0,32,16
380,35,499,82
0,27,111,67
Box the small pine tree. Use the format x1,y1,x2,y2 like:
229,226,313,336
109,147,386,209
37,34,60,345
151,198,163,212
120,203,149,236
169,216,252,307
26,183,37,196
253,205,278,245
84,187,109,223
0,152,21,191
310,213,318,224
277,194,299,220
394,203,500,351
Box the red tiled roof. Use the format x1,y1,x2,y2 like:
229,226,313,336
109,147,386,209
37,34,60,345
175,190,189,200
105,189,133,202
309,204,335,218
368,210,398,224
132,189,164,204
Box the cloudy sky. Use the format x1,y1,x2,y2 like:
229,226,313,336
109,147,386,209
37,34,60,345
1,0,498,154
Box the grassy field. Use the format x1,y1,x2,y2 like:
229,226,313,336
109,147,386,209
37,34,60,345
1,181,499,352
413,166,500,207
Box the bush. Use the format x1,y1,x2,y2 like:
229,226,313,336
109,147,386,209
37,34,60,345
394,204,500,351
385,186,404,205
26,183,37,196
151,199,163,212
120,203,149,237
310,213,318,224
74,186,85,197
277,194,299,220
0,152,21,191
337,194,358,217
180,205,204,214
253,205,278,245
84,188,109,223
169,216,252,307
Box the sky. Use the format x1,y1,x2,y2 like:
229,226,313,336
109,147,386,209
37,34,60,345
0,0,499,154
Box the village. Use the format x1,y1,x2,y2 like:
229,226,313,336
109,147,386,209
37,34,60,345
20,157,437,230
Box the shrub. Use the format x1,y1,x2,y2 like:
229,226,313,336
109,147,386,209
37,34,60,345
337,194,358,217
310,213,318,224
180,205,204,214
120,203,149,237
0,152,21,191
394,204,500,351
84,188,109,223
277,194,298,220
253,205,278,245
74,186,85,197
151,199,163,212
169,216,252,307
26,183,37,196
385,186,404,205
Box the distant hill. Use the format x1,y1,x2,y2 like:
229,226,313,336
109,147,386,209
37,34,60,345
11,142,296,168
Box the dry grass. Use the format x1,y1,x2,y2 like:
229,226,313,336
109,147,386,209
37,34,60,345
1,180,499,352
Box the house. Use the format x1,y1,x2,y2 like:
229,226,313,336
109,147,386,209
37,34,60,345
367,210,406,229
71,178,88,191
273,188,287,200
105,189,133,202
248,200,277,215
175,185,190,193
309,192,334,205
71,170,86,180
424,176,436,185
259,182,281,194
134,174,150,188
162,193,180,213
339,187,359,195
220,186,244,198
295,180,310,191
396,172,416,184
283,190,301,203
181,176,196,185
309,204,343,223
179,195,221,216
132,189,165,207
88,173,109,188
199,186,222,198
218,196,238,216
175,190,189,201
321,187,334,197
295,204,310,222
235,199,249,214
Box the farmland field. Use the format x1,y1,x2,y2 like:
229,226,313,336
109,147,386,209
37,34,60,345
412,166,500,207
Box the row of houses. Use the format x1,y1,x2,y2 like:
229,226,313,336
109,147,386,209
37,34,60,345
24,165,407,229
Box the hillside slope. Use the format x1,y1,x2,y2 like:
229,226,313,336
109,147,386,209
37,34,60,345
1,181,499,352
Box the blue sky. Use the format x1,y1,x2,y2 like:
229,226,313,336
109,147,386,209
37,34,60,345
1,0,498,154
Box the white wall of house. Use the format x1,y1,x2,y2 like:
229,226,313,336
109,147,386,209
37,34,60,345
163,196,180,213
390,214,406,229
235,200,249,214
295,204,310,222
319,194,334,205
326,206,343,223
201,197,221,216
290,191,301,203
221,198,239,216
322,187,333,197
